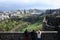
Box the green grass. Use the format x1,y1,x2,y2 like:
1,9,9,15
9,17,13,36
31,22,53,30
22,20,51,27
17,16,44,32
21,21,42,32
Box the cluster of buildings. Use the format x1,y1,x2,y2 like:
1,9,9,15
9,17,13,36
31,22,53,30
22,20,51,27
0,9,42,21
0,10,29,21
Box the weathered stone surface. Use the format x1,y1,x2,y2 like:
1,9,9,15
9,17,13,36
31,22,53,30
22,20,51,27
0,33,24,40
41,33,58,40
0,32,58,40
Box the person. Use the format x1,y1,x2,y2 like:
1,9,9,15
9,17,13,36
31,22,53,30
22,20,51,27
30,30,36,40
37,30,41,40
24,29,29,40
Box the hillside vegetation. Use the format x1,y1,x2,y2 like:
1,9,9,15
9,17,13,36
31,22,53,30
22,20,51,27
0,15,44,32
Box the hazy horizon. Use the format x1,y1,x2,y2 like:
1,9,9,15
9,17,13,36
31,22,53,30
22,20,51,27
0,0,60,11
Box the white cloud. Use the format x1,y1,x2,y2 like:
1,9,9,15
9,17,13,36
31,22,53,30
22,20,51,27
0,0,60,9
0,0,60,4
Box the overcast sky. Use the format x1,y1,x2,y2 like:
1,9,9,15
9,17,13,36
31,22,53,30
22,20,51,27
0,0,60,11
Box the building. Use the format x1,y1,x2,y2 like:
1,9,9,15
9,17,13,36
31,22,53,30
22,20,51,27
0,12,9,21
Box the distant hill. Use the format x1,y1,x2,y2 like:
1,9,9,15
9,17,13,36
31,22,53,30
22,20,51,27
21,9,60,16
1,8,60,16
44,9,60,16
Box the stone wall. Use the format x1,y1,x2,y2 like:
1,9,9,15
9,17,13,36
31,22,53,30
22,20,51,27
41,33,58,40
0,32,58,40
0,33,24,40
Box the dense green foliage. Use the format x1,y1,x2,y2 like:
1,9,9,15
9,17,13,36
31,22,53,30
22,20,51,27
0,19,22,31
0,16,44,32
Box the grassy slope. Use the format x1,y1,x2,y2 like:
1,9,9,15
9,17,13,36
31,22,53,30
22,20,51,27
14,16,44,32
20,21,42,32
